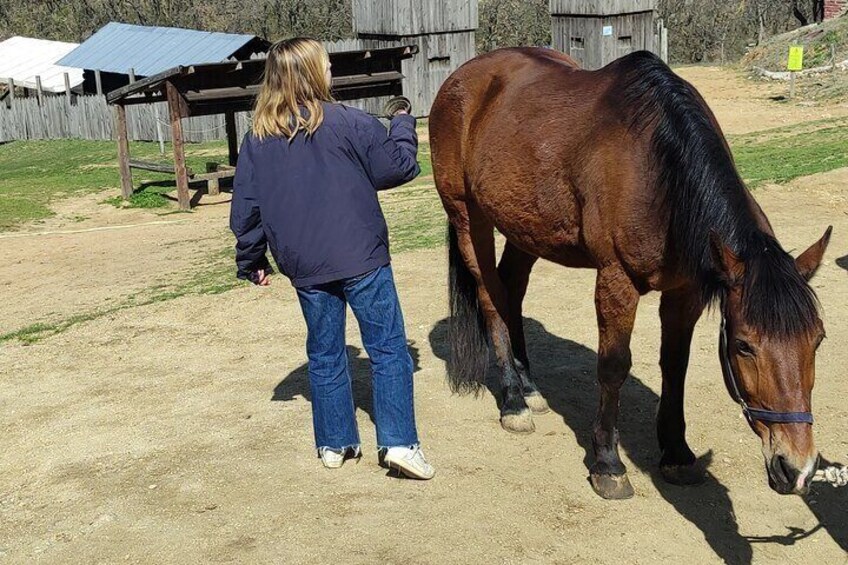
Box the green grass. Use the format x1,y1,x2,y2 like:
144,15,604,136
731,117,848,187
0,139,230,229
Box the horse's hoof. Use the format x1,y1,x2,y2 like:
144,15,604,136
660,463,706,486
590,473,635,500
500,409,535,434
524,393,550,414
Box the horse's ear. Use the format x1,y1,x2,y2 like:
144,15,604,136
795,226,832,281
709,230,744,286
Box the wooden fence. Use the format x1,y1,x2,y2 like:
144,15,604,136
0,95,257,143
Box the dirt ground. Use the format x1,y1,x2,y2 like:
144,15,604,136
1,67,847,564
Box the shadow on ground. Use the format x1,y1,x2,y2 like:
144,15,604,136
272,341,422,429
428,317,846,563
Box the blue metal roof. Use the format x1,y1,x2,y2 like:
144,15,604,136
57,22,263,76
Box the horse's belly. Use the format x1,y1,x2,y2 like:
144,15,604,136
474,178,590,266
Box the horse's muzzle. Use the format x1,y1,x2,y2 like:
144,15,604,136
766,454,816,495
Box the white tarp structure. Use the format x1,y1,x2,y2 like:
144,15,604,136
0,36,84,93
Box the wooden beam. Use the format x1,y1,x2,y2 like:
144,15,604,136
95,70,103,96
129,159,194,176
35,76,43,105
64,72,73,105
225,110,238,167
166,81,191,210
5,78,13,108
129,68,137,83
114,104,134,200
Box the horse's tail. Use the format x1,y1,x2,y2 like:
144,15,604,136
447,222,489,393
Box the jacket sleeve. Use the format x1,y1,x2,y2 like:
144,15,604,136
229,135,270,280
358,113,420,190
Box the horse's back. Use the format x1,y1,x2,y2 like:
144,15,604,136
430,48,628,263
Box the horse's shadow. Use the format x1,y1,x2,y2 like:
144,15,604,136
429,317,846,563
272,342,422,428
836,254,848,272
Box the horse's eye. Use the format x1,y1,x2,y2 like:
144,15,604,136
735,339,755,357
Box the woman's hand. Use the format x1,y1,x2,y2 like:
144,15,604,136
249,268,271,286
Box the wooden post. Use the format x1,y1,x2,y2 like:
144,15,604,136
35,75,44,105
64,72,74,105
115,104,134,200
789,71,796,99
165,81,191,211
5,78,13,108
129,68,136,83
225,110,239,166
95,69,103,96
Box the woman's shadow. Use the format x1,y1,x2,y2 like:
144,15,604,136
272,341,421,427
428,317,847,563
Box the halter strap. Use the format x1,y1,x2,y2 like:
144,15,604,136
719,315,814,426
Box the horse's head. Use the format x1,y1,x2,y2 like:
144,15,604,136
711,227,832,496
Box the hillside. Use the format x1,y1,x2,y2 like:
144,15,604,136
742,15,848,101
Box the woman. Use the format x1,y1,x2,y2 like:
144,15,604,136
229,38,433,480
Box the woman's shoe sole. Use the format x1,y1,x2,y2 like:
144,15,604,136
384,457,435,480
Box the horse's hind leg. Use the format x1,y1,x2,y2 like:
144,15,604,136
591,267,639,499
497,241,548,414
457,206,535,434
657,287,706,485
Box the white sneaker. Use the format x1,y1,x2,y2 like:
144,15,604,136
319,446,360,469
384,446,435,480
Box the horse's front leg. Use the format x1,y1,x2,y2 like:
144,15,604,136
591,267,639,499
657,287,706,485
497,242,548,414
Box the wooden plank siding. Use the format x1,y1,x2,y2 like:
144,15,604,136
353,0,477,35
552,12,656,70
359,32,475,116
550,0,655,16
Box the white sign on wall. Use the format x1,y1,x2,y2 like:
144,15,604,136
602,26,613,36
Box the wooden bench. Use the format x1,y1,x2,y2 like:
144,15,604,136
128,160,235,196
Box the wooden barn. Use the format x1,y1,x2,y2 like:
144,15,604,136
550,0,656,70
352,0,478,115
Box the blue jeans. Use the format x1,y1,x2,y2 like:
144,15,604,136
296,265,419,452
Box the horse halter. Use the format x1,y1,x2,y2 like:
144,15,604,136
719,314,814,426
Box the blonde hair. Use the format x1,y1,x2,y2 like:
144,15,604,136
253,38,333,140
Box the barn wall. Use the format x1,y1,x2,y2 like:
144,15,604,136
353,0,477,36
552,12,655,69
359,31,475,115
550,0,655,16
352,0,478,116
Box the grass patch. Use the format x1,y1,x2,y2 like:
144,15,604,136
731,117,848,187
0,139,229,230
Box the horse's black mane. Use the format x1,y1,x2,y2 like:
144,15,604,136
614,51,818,336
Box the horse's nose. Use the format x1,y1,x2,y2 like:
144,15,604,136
769,455,812,495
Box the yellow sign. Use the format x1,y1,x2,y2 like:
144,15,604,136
787,45,804,71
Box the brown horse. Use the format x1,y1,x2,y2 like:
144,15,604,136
429,48,832,499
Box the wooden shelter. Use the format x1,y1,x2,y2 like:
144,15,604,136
106,45,418,210
352,0,478,115
550,0,657,70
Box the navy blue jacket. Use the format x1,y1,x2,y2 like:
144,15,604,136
229,103,420,287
